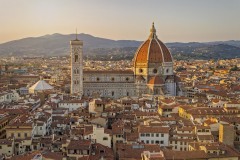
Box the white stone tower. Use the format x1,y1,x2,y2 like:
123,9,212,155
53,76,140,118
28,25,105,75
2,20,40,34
70,32,83,97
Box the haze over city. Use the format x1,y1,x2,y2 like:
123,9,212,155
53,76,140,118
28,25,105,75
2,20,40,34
1,1,240,160
0,0,240,43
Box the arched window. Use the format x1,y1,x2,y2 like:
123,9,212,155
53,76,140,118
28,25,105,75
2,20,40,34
112,91,114,96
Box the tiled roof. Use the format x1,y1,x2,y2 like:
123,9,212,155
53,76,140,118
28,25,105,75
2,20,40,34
83,69,133,74
42,152,64,160
162,149,208,160
67,140,91,150
135,40,151,63
117,143,161,159
139,125,170,133
125,132,139,141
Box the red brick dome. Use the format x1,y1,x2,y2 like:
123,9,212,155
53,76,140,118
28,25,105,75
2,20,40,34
134,23,173,66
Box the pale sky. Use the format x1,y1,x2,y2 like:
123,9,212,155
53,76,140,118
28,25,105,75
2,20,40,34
0,0,240,43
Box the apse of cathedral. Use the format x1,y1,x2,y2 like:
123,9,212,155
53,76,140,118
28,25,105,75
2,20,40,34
70,23,182,99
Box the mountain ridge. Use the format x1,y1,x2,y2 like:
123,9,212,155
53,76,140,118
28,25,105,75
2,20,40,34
0,33,240,60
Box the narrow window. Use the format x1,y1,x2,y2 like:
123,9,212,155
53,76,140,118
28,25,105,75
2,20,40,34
74,55,78,62
166,68,169,73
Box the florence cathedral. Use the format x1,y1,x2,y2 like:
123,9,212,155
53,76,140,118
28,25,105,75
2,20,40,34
70,23,182,99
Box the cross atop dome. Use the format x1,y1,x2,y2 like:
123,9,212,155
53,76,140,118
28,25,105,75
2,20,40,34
149,22,157,39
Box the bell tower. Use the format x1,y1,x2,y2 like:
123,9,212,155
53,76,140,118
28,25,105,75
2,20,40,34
70,31,83,97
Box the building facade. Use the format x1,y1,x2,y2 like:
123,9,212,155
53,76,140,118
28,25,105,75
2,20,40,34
70,23,181,98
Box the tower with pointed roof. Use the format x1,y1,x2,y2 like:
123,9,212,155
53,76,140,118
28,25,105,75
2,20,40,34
70,31,83,97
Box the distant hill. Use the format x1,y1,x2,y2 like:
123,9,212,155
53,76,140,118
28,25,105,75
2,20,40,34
0,33,142,57
204,40,240,48
171,43,240,60
0,33,239,60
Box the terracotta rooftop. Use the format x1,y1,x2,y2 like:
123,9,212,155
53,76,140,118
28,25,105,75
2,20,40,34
67,140,91,150
139,125,170,133
117,143,161,159
162,149,208,160
83,69,133,74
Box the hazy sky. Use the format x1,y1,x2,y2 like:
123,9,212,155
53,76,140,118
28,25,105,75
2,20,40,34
0,0,240,43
